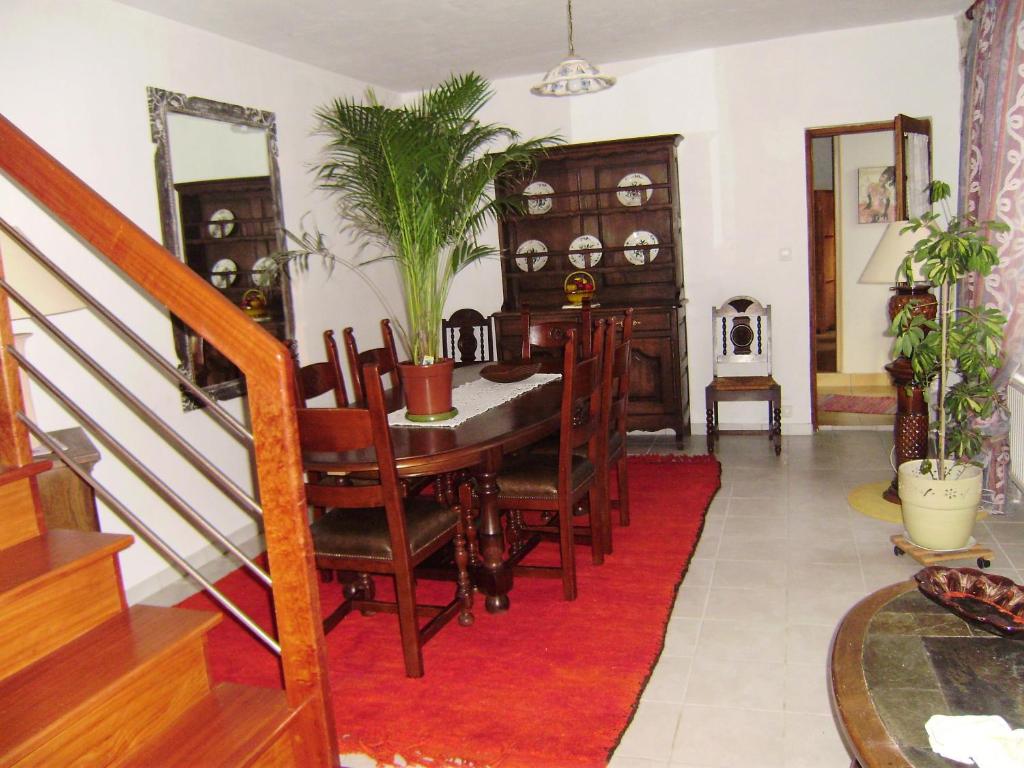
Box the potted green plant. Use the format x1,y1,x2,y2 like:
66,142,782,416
284,73,555,420
890,180,1008,549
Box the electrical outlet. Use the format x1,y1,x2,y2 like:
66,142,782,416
782,405,792,417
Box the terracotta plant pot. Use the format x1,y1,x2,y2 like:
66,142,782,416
398,358,457,422
898,460,982,551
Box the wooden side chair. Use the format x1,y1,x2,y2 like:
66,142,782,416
296,362,474,678
442,308,495,367
601,309,634,541
497,324,607,601
343,320,402,402
291,330,349,407
519,300,593,372
705,296,782,455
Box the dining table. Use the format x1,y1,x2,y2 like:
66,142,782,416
301,363,563,613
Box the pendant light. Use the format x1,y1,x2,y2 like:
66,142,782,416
531,0,616,97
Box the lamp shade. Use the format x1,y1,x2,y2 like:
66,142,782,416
0,221,85,319
859,220,931,285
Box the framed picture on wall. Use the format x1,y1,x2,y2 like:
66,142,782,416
858,166,896,224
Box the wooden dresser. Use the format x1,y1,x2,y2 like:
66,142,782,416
493,134,690,439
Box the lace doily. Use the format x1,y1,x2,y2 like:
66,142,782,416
388,373,560,428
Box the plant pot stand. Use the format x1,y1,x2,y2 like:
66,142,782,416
890,533,992,569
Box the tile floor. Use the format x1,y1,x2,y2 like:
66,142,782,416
610,429,1024,768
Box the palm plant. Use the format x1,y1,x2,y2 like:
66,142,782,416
890,180,1008,479
303,72,556,365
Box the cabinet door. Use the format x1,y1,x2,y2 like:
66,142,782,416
628,337,676,416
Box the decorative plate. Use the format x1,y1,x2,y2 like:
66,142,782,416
252,256,277,288
210,258,238,288
568,234,603,269
480,360,543,383
616,172,653,207
623,231,659,265
915,566,1024,636
208,208,236,239
524,181,554,215
515,239,549,271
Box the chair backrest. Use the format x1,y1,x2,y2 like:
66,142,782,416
295,362,408,549
343,324,402,403
712,295,772,377
520,301,593,370
291,330,349,407
558,321,606,480
442,308,495,367
602,309,633,445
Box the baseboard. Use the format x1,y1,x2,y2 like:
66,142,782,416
127,525,265,607
691,422,814,436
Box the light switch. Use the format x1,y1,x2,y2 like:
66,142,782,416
779,248,792,261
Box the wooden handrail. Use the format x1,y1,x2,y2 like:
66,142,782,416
0,113,338,764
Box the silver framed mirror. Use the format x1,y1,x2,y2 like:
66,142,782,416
147,86,293,408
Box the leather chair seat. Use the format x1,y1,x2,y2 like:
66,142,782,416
529,431,622,460
497,454,595,499
311,496,458,562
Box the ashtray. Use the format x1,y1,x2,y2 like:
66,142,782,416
479,361,542,383
915,566,1024,637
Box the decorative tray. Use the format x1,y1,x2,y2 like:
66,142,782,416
480,361,542,383
915,566,1024,637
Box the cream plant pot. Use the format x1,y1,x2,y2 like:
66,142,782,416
898,460,982,551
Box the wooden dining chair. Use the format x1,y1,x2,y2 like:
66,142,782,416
297,361,474,678
601,309,634,541
497,323,607,601
291,330,349,407
343,320,403,402
519,300,593,372
442,308,495,367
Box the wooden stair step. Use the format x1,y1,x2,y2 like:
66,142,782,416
0,461,50,550
0,529,133,679
0,603,221,766
121,683,303,768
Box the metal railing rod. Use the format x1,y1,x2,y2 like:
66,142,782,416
1,284,262,517
0,220,253,445
22,418,281,655
14,353,271,587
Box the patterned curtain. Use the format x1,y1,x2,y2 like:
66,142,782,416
958,0,1024,512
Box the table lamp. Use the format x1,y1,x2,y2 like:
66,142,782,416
0,219,87,450
859,220,935,502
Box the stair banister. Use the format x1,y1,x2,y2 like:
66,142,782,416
0,113,338,763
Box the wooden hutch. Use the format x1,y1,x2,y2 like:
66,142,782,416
493,134,690,439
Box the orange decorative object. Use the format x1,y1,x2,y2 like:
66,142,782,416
563,270,596,305
240,288,269,320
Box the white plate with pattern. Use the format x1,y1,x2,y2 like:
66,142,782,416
616,173,653,207
208,208,236,238
524,181,554,215
252,256,277,288
515,239,549,271
623,231,659,265
568,234,603,269
210,258,238,288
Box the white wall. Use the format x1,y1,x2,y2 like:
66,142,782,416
459,16,962,433
836,131,896,373
0,0,394,598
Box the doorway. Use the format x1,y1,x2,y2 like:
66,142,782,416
804,117,932,428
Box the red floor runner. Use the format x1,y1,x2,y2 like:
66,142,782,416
179,454,720,767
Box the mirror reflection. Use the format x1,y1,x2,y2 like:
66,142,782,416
147,87,292,408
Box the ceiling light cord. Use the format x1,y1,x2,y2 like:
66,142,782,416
567,0,576,56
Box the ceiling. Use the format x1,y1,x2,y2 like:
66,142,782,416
113,0,968,93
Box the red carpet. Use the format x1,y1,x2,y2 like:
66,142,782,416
179,454,720,767
820,393,896,415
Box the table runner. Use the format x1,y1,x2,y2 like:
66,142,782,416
388,373,560,428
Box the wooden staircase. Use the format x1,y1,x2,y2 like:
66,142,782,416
0,461,327,766
0,115,338,765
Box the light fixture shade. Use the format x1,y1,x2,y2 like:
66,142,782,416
531,56,616,97
0,221,85,320
859,220,931,285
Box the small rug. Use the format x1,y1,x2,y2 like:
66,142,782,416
821,394,896,415
178,454,722,768
849,481,987,524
